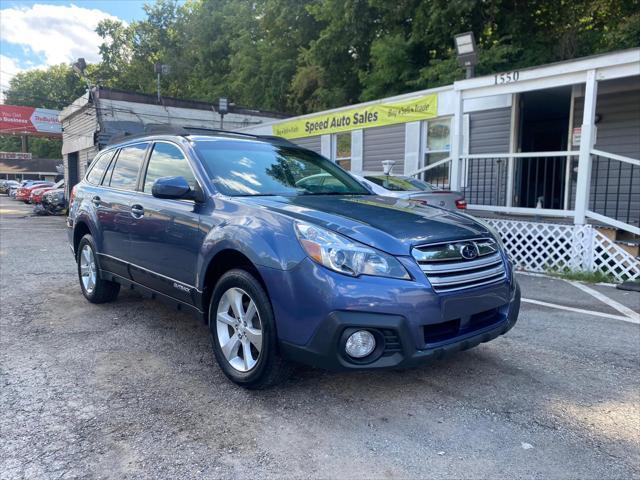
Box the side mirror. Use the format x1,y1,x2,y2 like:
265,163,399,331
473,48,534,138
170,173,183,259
152,176,193,200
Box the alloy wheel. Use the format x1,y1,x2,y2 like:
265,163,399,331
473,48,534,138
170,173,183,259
79,244,97,294
216,287,263,372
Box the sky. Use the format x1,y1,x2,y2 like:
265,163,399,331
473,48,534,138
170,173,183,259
0,1,152,100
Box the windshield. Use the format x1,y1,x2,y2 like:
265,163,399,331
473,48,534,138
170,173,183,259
194,140,370,196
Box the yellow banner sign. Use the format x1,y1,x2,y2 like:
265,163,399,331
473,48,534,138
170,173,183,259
273,94,438,139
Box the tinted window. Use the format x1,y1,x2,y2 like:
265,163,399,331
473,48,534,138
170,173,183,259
194,140,369,196
86,151,114,185
108,143,148,190
143,143,197,192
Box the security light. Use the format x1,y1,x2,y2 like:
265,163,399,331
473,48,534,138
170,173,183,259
218,97,229,115
382,160,395,175
455,33,475,55
454,32,478,78
73,58,87,76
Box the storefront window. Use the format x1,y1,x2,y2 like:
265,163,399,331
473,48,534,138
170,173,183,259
334,132,351,170
424,119,451,187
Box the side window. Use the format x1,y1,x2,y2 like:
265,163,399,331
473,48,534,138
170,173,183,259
143,142,197,193
102,150,118,186
86,150,114,185
108,143,148,190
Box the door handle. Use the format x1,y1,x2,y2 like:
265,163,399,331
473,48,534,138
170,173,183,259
91,196,101,207
130,204,144,218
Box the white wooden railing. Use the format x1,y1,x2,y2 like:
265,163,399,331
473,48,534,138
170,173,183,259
408,149,640,236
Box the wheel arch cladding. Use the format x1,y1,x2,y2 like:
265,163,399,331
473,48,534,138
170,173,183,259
201,249,269,324
73,221,92,254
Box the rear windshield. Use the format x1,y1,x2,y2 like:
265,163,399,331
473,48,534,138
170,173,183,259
193,140,369,196
365,175,437,192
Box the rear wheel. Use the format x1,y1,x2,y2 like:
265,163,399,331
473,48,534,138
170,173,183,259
77,234,120,303
209,269,291,389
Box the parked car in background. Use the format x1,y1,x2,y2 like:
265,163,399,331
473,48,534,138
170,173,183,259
16,181,54,203
68,130,519,389
30,180,64,204
10,180,48,198
353,173,467,210
0,180,20,194
40,188,67,215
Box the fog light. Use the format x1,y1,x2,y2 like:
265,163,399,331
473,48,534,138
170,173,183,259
345,330,376,358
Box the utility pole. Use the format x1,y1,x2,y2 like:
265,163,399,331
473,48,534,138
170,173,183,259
218,97,229,130
154,63,170,103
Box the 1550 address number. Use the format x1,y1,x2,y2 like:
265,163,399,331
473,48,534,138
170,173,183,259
495,71,520,84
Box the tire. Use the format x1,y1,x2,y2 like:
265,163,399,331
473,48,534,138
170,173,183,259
209,269,291,389
76,234,120,304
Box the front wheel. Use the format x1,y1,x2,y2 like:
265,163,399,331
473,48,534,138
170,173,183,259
209,269,291,389
77,234,120,303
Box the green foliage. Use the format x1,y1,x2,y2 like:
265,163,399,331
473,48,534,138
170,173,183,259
1,63,77,159
3,0,638,117
3,64,86,110
0,136,63,159
545,267,616,284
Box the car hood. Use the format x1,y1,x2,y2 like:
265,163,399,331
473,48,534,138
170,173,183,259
236,195,491,255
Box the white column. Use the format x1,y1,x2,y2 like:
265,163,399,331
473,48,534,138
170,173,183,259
321,134,332,159
350,130,363,172
404,121,421,175
506,94,518,207
574,69,598,225
449,90,463,190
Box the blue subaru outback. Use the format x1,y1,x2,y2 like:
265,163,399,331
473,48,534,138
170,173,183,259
68,129,520,389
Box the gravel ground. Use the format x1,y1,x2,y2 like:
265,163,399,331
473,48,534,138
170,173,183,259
1,195,639,479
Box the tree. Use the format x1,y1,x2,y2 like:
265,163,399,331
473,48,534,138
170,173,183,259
7,0,639,127
1,64,85,159
3,64,86,110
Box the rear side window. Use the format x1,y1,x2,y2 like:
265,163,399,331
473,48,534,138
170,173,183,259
108,143,148,190
143,143,197,192
86,150,114,185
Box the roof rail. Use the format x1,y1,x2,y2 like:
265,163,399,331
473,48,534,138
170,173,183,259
106,124,293,146
258,135,298,148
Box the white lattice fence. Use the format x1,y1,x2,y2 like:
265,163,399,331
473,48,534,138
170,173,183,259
481,218,640,282
591,230,640,281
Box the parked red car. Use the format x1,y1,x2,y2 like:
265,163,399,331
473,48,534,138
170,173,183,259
15,182,54,203
30,180,64,204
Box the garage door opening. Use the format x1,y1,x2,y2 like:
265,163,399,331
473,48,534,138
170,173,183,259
67,152,79,198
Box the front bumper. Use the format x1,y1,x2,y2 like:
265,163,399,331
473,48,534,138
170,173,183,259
259,255,520,371
279,282,520,370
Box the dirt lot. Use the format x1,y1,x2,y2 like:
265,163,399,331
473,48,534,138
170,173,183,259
1,195,639,479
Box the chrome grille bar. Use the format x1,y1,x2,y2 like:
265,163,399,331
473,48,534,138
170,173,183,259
419,252,503,273
412,239,506,293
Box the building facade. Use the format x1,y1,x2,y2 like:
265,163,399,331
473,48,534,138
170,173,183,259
240,49,640,280
0,154,60,181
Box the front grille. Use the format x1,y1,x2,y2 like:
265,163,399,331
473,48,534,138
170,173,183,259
412,238,506,293
423,307,504,345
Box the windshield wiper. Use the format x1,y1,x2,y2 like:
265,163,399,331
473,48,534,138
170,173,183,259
299,191,366,196
232,193,283,197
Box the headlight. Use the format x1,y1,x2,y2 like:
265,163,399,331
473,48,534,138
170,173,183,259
294,221,410,280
